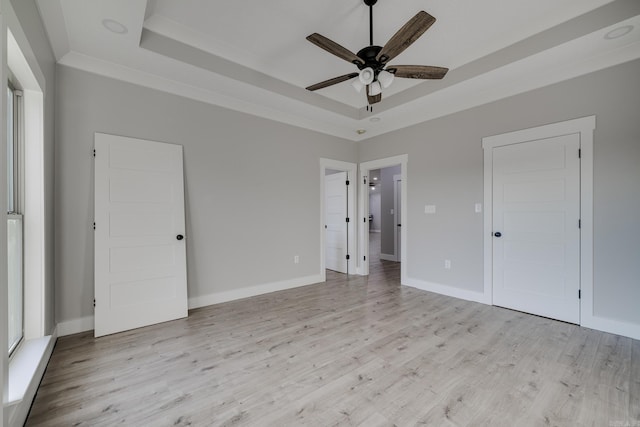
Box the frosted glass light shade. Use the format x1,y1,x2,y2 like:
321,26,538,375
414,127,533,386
369,81,382,96
378,70,395,88
351,78,364,93
359,67,374,85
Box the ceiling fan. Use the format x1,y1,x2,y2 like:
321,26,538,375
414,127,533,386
305,0,448,106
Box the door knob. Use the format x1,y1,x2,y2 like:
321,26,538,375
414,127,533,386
494,232,502,237
176,234,184,240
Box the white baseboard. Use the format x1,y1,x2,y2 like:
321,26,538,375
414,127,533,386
369,229,381,233
188,274,324,309
56,274,326,337
403,277,640,340
57,315,95,336
581,314,640,341
403,277,488,305
380,253,397,262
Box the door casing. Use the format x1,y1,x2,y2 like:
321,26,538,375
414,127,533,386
319,159,357,280
482,116,595,324
358,155,407,279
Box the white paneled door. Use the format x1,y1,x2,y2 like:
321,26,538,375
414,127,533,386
492,134,581,324
325,172,348,273
94,133,188,337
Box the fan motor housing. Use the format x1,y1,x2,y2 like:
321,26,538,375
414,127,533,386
356,45,384,71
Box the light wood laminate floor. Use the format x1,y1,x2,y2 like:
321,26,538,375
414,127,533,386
27,243,639,426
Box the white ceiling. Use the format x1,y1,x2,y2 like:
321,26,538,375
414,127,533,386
36,0,640,141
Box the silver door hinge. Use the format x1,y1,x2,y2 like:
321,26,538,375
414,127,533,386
93,149,96,157
93,222,96,230
578,290,581,299
93,298,96,307
578,149,581,158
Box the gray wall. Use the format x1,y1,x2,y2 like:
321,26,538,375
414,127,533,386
358,59,640,326
8,0,57,333
55,66,357,324
380,165,401,256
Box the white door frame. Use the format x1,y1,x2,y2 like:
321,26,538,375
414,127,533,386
393,174,401,262
358,155,408,279
482,116,594,321
320,159,357,281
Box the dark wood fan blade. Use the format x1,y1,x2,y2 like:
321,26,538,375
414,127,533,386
306,73,359,91
387,65,448,79
366,85,382,105
306,33,363,66
377,11,436,64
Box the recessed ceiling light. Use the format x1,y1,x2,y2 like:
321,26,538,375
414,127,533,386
604,25,633,40
356,129,366,135
102,19,128,35
369,117,381,122
373,177,378,181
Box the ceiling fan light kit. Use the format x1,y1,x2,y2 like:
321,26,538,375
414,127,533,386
351,78,365,93
305,0,448,106
369,81,382,96
359,67,375,85
377,70,394,88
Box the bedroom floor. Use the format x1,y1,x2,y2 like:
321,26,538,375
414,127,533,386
26,241,639,426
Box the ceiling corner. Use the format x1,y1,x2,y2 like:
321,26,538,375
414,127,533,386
35,0,70,61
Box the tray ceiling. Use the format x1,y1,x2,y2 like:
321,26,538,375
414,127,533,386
36,0,640,140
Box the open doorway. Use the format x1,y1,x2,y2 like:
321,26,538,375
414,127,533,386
320,159,357,280
359,155,407,281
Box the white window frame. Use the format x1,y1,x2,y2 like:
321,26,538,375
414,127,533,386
7,78,25,358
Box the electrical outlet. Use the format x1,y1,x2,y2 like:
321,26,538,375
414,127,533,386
475,203,482,213
444,259,451,269
294,255,299,264
425,205,436,214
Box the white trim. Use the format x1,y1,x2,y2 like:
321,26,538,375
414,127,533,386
58,274,325,336
393,174,401,262
5,16,45,92
57,316,94,336
379,253,397,262
482,116,596,149
1,13,8,427
319,159,358,277
6,329,56,427
403,277,487,304
22,89,45,340
188,274,324,310
582,315,640,341
369,229,381,233
482,116,612,333
359,155,408,281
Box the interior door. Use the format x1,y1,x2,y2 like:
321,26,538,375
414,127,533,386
325,172,348,273
492,134,580,323
94,133,188,337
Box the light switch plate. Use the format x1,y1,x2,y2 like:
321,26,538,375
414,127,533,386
475,203,482,213
424,205,436,214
